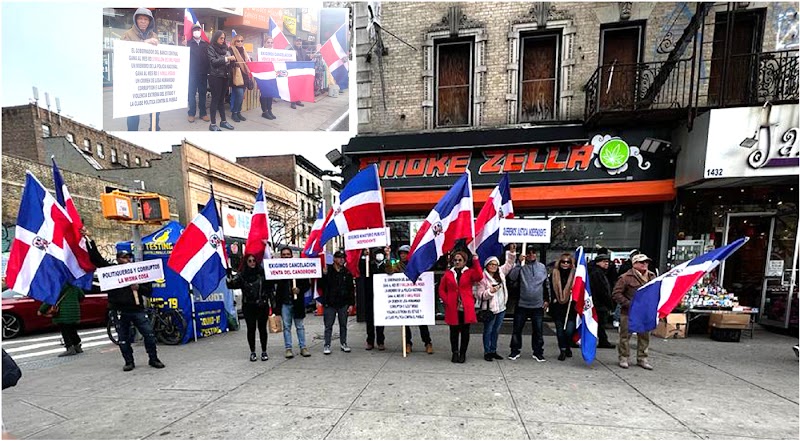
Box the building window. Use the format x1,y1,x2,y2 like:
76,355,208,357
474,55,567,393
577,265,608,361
135,156,141,167
122,152,130,167
519,33,560,122
145,160,151,167
110,148,118,163
42,124,51,138
435,40,473,128
97,143,104,158
66,132,75,143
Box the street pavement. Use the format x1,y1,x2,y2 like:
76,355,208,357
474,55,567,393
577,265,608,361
102,88,350,132
2,317,798,440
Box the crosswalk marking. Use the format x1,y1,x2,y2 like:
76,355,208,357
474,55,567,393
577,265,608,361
1,328,108,346
4,333,113,354
12,339,116,360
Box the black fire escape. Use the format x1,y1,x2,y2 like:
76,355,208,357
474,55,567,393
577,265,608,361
584,2,799,128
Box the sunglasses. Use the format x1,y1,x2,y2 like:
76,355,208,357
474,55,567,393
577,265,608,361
560,260,571,264
235,40,243,43
247,258,256,263
453,258,464,262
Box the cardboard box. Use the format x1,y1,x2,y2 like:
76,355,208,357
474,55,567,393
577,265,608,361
708,312,750,329
653,313,687,339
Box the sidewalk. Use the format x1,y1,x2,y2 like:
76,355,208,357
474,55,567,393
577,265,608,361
102,88,350,132
2,318,798,440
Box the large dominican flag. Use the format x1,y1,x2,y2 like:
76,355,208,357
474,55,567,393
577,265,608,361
168,194,229,298
184,8,209,43
269,16,291,50
404,172,474,283
245,183,271,263
302,203,327,258
319,164,385,248
320,23,349,90
572,246,598,364
629,237,749,333
52,159,95,290
5,172,82,305
472,173,514,266
248,61,315,103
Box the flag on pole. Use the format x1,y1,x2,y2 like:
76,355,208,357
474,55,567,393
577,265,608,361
572,246,598,364
248,61,316,103
51,159,95,290
319,23,349,89
168,194,228,298
319,164,386,248
184,8,210,43
269,16,291,50
245,183,271,263
472,173,514,265
5,172,82,304
302,203,327,257
629,237,749,333
404,172,474,283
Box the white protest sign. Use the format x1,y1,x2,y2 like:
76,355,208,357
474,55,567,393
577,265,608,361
263,258,322,280
374,272,435,326
113,40,190,118
498,219,551,243
345,228,391,250
96,260,164,291
257,48,297,62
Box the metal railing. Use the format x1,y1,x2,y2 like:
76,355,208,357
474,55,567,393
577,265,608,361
706,50,799,108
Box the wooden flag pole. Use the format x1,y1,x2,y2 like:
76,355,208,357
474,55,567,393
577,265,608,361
521,243,528,266
401,325,407,358
292,279,297,300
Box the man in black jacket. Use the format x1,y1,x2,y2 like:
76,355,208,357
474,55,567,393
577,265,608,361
273,247,311,359
320,251,354,354
86,233,164,371
589,254,616,349
187,23,210,123
291,38,308,109
360,248,386,351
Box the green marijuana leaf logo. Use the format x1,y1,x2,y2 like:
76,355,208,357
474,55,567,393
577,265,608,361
599,139,630,170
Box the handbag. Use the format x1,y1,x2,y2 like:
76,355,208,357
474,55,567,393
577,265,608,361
476,297,494,323
268,314,283,333
232,66,244,87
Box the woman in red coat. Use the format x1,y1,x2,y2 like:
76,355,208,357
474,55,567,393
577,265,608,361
438,250,483,363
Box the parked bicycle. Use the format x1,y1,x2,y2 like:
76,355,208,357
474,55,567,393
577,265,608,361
107,299,186,346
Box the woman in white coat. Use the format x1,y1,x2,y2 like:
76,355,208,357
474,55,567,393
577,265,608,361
475,244,517,361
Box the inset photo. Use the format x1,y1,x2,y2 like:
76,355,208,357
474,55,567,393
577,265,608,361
102,6,351,132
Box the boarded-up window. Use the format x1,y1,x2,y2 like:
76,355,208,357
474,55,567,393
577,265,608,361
520,34,559,121
436,41,472,127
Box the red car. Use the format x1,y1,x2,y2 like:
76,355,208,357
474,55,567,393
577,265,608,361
2,289,109,339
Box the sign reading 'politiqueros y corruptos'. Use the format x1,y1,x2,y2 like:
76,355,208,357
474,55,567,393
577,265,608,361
112,40,190,118
373,272,435,327
96,259,165,291
263,258,322,280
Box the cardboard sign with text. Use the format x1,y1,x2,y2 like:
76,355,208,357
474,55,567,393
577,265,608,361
344,228,391,250
263,258,322,280
97,259,164,291
257,48,297,62
374,272,435,327
498,219,552,243
112,40,190,118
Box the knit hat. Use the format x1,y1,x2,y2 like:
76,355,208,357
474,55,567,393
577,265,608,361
484,256,500,267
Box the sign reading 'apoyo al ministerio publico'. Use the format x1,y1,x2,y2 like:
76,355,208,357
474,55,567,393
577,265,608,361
96,259,164,291
263,258,322,280
498,219,552,243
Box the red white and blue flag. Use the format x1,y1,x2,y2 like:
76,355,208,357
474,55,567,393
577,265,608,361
405,172,475,283
472,173,514,265
302,203,327,258
5,172,83,304
629,237,749,333
319,164,386,248
184,8,209,43
269,16,291,50
52,159,95,290
168,194,228,298
248,61,316,103
319,23,349,90
572,246,598,364
245,182,271,263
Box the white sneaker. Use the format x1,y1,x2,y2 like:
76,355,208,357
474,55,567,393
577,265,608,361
341,343,351,353
613,320,620,328
532,354,547,362
323,345,331,355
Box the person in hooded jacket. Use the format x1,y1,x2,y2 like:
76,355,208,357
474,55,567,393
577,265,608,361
475,244,517,361
227,253,275,361
548,253,577,361
273,247,311,359
206,30,236,131
121,7,160,131
439,250,483,363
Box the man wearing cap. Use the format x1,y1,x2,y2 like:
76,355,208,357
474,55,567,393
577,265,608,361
320,251,355,354
507,246,550,361
589,254,616,349
386,245,434,354
85,231,165,371
613,253,656,369
187,23,210,124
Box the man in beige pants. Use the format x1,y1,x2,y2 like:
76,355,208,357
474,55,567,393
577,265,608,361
612,254,656,370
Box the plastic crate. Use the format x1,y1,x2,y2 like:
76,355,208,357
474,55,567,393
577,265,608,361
710,327,742,342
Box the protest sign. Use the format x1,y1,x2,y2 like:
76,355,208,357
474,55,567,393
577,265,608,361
257,48,297,62
263,258,322,280
374,272,435,327
345,227,391,250
498,219,552,243
96,259,164,291
112,40,189,118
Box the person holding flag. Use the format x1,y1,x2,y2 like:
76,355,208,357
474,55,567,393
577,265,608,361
507,246,550,362
612,254,656,369
548,253,577,362
474,244,517,362
258,37,278,120
571,246,601,365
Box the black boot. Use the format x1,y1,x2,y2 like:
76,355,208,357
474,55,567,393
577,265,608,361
74,343,83,353
267,110,276,120
451,352,458,363
231,113,240,123
237,112,246,122
458,352,466,363
58,346,77,357
558,350,567,361
565,348,573,358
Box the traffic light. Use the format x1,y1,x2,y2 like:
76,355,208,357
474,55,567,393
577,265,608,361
101,193,133,221
139,196,170,222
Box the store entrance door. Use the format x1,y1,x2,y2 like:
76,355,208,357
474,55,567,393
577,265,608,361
720,212,776,308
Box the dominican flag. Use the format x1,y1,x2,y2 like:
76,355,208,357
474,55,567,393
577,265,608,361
320,23,349,90
184,8,209,43
248,61,316,103
472,173,514,266
5,172,84,305
629,237,749,333
319,164,386,248
269,16,291,49
302,203,327,257
572,246,598,364
245,183,271,263
168,194,229,298
405,172,475,283
52,159,95,290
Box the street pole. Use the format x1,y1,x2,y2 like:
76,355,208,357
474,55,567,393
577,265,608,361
131,198,144,262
